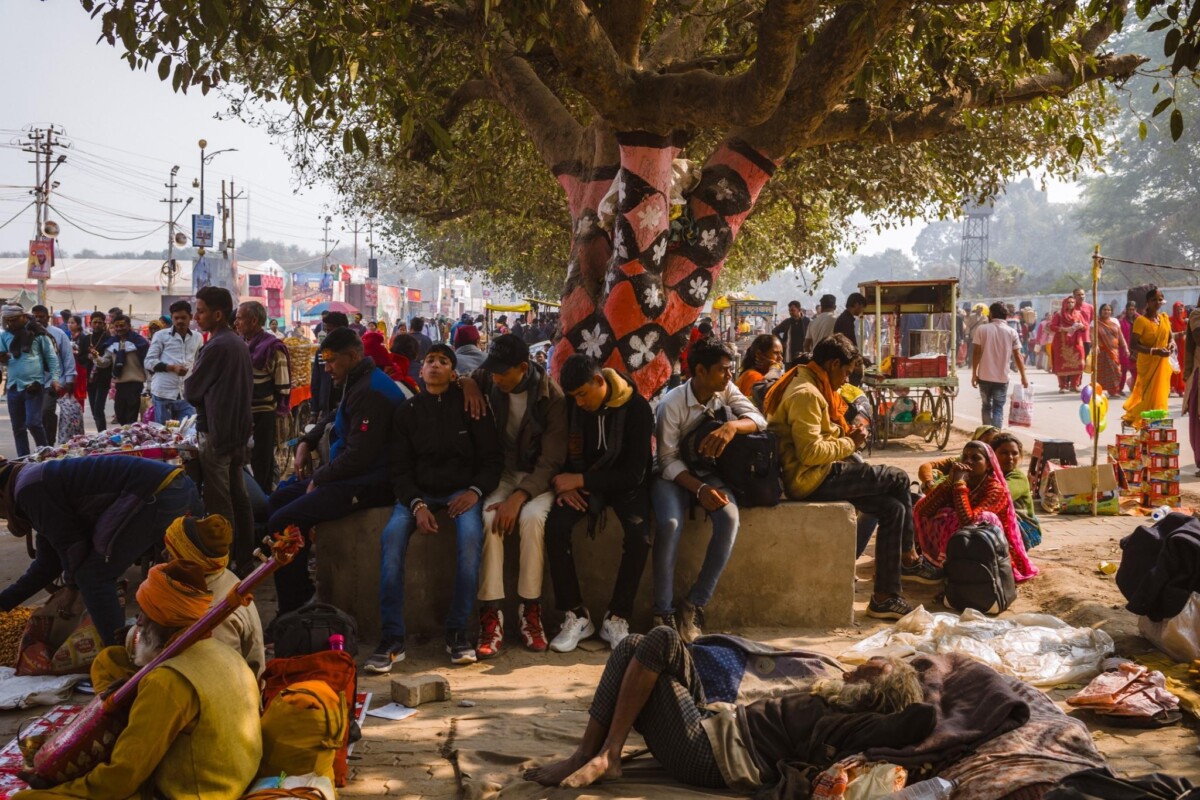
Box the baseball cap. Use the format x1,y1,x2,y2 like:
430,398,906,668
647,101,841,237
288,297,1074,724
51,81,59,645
481,333,530,373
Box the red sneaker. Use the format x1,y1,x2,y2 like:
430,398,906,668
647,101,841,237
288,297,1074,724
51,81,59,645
519,601,548,652
477,607,504,659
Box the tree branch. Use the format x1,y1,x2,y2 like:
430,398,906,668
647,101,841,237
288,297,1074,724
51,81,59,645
594,0,656,66
407,79,494,161
489,52,589,168
807,52,1148,147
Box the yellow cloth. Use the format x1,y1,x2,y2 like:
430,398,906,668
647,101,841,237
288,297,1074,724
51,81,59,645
15,640,261,800
1134,651,1200,718
805,362,850,435
1123,312,1172,426
602,368,634,409
767,367,855,499
164,514,232,575
136,561,212,629
208,567,266,677
258,679,347,782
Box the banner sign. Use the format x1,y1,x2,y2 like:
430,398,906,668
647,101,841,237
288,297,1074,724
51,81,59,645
191,214,215,248
27,240,53,280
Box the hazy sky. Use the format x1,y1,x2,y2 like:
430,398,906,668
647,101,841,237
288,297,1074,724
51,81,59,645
1,0,1079,265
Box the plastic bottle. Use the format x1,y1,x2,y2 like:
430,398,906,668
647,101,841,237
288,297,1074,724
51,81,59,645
328,634,345,651
1150,505,1173,523
886,777,956,799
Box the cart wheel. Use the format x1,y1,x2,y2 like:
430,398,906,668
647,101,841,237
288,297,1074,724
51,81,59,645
919,390,937,442
933,394,952,449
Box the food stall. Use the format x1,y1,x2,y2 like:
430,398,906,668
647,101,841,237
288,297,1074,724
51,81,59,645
856,279,959,452
713,294,777,351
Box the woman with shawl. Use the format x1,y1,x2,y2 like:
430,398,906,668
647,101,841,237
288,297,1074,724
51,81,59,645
1123,285,1174,428
915,425,998,492
735,333,784,401
363,330,420,400
990,432,1043,551
1120,300,1138,392
1050,296,1086,392
1171,301,1188,396
1095,304,1129,397
913,440,1038,582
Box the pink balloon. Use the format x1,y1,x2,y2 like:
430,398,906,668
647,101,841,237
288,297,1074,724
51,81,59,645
1086,422,1096,438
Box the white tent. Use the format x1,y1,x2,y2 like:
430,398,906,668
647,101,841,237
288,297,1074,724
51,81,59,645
0,258,284,321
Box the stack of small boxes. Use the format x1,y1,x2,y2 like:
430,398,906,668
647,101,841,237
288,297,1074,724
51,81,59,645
1109,411,1182,509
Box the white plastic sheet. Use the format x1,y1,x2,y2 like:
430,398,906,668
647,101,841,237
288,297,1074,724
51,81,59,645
1138,591,1200,663
840,606,1114,687
0,667,85,710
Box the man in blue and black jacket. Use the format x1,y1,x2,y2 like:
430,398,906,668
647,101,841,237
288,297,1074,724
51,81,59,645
268,327,408,614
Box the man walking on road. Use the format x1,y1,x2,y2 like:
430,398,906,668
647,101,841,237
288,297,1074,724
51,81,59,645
772,300,808,365
1073,287,1095,358
145,300,200,424
31,306,75,443
972,302,1028,430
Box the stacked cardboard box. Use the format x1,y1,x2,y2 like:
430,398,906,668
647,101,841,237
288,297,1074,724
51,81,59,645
1110,416,1182,509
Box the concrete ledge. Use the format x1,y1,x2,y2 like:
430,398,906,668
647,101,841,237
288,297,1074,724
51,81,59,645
316,501,856,641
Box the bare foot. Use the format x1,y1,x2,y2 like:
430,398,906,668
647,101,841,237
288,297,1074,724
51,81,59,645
524,753,587,786
561,749,622,788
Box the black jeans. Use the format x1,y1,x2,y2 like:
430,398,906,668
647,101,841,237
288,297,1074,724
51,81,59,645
87,371,110,431
42,395,57,444
544,488,651,620
267,477,395,615
250,410,277,494
806,461,908,598
113,382,141,425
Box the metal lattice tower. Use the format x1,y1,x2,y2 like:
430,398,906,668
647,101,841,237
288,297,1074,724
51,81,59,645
959,203,993,296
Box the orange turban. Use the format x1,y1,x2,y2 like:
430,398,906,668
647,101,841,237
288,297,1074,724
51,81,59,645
137,561,212,629
164,514,231,575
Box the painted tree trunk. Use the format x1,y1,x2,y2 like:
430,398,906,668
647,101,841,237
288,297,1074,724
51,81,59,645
552,132,777,398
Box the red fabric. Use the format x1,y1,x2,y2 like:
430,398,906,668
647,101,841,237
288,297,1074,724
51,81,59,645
260,650,358,787
1171,302,1187,394
362,332,399,378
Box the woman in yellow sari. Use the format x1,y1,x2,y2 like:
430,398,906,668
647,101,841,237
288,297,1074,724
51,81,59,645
1123,285,1174,427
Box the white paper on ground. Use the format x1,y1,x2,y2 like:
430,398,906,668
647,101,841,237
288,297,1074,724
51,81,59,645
366,701,419,721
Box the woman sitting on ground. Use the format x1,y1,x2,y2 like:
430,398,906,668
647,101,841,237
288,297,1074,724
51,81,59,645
913,440,1038,582
735,333,783,400
990,432,1043,551
915,426,998,493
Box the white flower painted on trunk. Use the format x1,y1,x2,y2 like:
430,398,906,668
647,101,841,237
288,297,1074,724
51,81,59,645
579,324,609,358
700,229,719,251
689,276,710,301
651,238,667,265
637,203,664,231
614,229,628,261
713,178,734,201
643,284,663,309
629,330,660,368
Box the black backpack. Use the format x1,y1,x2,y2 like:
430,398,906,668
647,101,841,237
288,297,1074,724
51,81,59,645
943,522,1017,615
269,602,359,658
681,414,782,508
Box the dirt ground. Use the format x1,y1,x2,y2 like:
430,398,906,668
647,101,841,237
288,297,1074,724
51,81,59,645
0,424,1196,798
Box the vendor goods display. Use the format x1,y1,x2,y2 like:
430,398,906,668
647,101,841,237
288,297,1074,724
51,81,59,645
1109,414,1182,510
0,609,33,668
26,421,194,463
284,337,316,388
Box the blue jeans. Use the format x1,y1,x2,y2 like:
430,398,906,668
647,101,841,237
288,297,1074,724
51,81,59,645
651,477,739,616
379,492,484,639
978,379,1008,430
6,386,47,457
152,395,195,424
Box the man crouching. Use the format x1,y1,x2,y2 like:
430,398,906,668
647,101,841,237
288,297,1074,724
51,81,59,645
16,561,261,800
525,626,933,792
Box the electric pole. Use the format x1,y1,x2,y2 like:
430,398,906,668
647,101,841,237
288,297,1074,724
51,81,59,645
162,165,183,295
367,221,374,262
347,219,361,268
322,216,332,273
23,125,68,307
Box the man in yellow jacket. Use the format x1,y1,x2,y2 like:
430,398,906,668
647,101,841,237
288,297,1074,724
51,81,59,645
763,334,922,621
17,560,261,800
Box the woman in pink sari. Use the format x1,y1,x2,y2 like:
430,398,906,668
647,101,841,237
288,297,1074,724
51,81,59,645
914,440,1038,583
1051,296,1086,392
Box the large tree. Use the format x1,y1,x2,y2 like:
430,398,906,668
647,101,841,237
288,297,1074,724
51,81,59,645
87,0,1148,396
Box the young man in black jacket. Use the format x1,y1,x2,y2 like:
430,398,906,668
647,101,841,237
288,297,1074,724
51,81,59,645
366,344,502,671
268,327,408,614
545,355,654,653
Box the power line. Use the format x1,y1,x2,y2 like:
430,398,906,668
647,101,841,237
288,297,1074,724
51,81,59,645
1099,254,1200,274
0,202,34,232
48,203,165,241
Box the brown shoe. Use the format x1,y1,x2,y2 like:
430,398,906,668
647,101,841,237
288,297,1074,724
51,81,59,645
677,600,705,643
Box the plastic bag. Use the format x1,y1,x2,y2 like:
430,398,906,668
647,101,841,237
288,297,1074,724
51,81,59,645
1009,384,1034,427
15,589,105,676
1138,591,1200,662
55,396,84,444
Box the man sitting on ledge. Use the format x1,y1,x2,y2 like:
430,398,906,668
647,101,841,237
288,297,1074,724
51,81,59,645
16,561,261,800
523,625,933,791
763,333,929,621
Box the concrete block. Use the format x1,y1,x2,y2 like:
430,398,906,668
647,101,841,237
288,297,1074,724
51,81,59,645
391,673,451,707
315,501,856,639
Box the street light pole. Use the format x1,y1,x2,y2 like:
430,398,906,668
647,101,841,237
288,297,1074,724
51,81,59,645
198,139,207,216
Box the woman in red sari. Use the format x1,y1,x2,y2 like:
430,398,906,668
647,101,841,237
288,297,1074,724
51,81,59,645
1095,304,1129,397
1171,301,1187,396
1051,296,1086,392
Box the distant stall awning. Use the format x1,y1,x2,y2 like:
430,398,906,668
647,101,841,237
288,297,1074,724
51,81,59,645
486,302,532,313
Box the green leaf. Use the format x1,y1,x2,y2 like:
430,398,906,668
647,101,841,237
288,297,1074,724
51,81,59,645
1147,18,1171,30
1139,120,1148,139
1066,134,1085,160
1153,97,1172,116
1170,108,1184,140
342,129,354,154
157,55,171,80
352,127,370,156
1025,23,1049,59
1165,27,1182,55
423,118,453,153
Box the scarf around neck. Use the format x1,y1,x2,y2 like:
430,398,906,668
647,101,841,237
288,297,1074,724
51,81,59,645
805,362,851,434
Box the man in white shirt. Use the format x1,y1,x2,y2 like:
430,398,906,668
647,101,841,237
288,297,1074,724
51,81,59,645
653,337,766,642
31,305,76,443
804,294,838,351
145,300,200,423
972,302,1028,429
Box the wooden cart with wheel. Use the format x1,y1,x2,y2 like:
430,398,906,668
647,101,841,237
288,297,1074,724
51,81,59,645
855,279,960,454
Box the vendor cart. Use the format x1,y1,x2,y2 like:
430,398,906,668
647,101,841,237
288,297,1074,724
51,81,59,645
713,295,777,352
856,279,959,452
275,338,318,481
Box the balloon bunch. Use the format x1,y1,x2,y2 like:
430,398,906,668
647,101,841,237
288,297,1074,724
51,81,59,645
1079,384,1109,438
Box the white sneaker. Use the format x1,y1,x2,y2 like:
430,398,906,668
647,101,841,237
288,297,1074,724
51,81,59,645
599,614,630,649
549,610,595,653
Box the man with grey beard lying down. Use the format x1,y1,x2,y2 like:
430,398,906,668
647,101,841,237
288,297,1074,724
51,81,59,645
524,625,936,792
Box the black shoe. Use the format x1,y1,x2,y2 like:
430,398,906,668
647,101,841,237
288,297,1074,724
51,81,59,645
866,595,915,621
901,558,945,585
651,613,675,632
446,629,477,665
363,636,406,673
